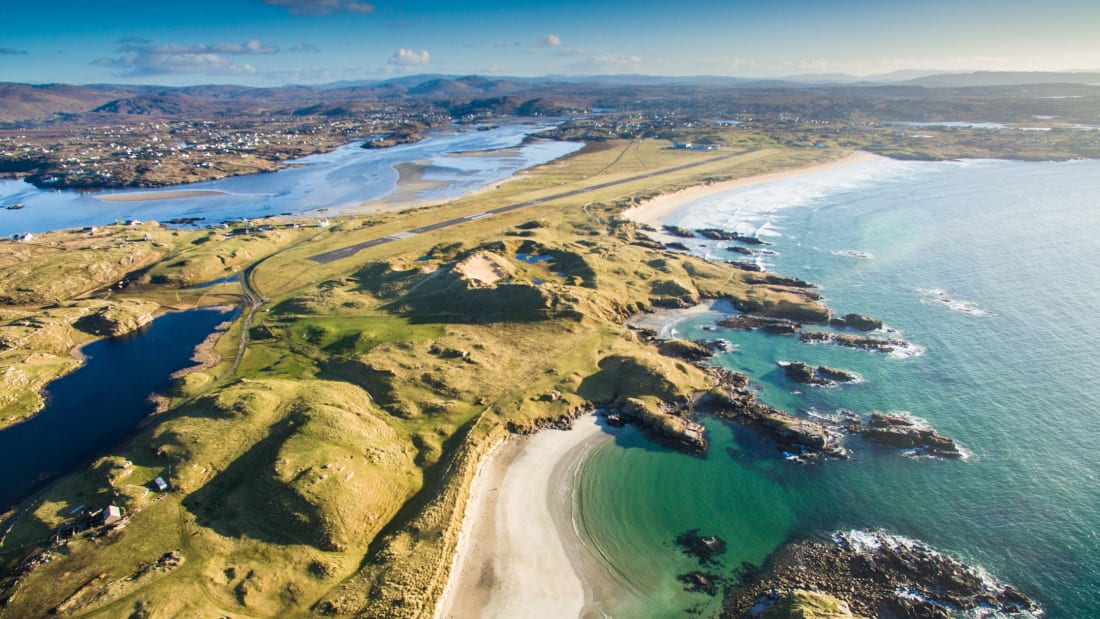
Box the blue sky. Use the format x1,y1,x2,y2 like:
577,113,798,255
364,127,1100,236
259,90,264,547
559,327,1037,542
1,0,1098,86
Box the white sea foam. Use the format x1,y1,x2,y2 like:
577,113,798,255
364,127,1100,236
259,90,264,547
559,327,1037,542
830,248,874,259
667,157,922,235
888,341,927,359
917,288,995,317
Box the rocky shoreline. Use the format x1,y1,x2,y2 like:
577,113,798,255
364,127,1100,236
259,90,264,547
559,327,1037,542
724,530,1040,618
699,368,849,460
622,306,961,462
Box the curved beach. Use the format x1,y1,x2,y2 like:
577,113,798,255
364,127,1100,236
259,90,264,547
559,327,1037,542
436,415,613,618
622,150,882,228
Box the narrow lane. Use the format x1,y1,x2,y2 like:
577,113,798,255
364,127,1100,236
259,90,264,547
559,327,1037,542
308,148,757,264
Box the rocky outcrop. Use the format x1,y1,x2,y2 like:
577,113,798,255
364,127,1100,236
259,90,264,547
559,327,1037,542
718,315,801,335
663,225,696,238
800,331,909,353
657,339,714,362
700,369,847,459
698,229,768,245
727,246,755,256
780,362,857,386
844,412,962,458
726,260,763,272
733,300,831,324
829,313,883,331
510,403,595,434
617,398,708,454
698,339,736,353
725,531,1039,619
695,228,740,240
746,274,815,289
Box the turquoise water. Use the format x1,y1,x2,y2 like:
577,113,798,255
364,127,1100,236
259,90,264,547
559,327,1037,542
577,158,1100,618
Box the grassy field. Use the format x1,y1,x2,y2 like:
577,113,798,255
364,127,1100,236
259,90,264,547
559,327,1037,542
0,137,845,617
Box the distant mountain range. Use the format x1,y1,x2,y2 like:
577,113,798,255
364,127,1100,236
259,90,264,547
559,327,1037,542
0,71,1097,124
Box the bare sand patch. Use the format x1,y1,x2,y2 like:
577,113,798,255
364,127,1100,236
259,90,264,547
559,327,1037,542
455,252,513,286
96,190,229,203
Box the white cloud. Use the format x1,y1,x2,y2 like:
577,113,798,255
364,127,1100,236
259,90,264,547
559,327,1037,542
563,53,644,74
540,34,561,47
290,42,321,53
262,0,375,16
91,39,277,77
387,48,430,66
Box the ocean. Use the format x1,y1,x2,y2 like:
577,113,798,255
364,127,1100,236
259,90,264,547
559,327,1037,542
575,157,1100,618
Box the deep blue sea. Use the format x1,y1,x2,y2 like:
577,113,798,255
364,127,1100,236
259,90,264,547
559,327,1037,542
576,158,1100,618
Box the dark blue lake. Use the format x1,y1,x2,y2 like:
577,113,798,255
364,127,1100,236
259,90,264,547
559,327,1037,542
0,306,238,512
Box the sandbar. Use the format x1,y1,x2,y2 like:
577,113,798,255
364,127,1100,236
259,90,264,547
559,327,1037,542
343,160,522,216
97,189,230,203
436,415,613,618
623,151,883,228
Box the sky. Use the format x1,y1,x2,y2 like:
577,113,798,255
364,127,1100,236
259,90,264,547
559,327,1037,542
1,0,1098,86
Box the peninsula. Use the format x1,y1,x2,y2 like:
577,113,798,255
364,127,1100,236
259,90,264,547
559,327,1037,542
0,72,1085,616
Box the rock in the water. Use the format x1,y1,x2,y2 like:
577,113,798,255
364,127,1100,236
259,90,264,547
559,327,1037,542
727,246,755,256
696,228,740,240
848,413,962,458
814,366,858,383
781,362,858,386
678,571,721,596
829,313,883,331
663,225,696,238
718,315,801,335
800,331,909,353
676,529,728,565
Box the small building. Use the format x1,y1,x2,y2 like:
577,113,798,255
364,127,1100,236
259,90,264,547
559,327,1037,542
152,476,170,492
11,232,33,242
317,218,331,228
101,504,122,526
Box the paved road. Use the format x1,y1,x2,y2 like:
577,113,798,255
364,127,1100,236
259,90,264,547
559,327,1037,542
308,148,757,264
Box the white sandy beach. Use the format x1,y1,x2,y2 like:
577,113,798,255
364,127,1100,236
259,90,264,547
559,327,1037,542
436,415,612,618
622,151,883,228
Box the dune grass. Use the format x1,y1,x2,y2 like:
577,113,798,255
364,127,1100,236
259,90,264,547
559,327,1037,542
0,138,843,617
